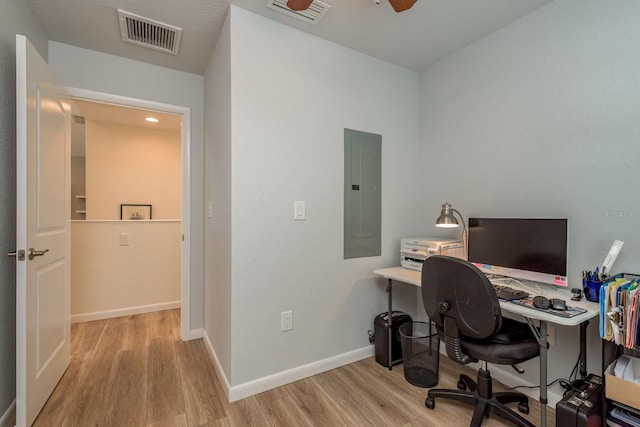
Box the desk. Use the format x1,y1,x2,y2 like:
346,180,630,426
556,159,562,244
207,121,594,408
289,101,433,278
374,266,599,427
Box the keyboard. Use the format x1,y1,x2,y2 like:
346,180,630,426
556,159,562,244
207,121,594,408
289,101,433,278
492,284,529,301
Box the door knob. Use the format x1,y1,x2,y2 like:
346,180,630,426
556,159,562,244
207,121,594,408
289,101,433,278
28,248,49,260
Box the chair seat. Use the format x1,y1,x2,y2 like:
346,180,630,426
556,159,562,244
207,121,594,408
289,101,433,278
438,318,540,365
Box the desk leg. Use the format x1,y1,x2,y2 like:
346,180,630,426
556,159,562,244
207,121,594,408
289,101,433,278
386,278,393,371
539,320,548,427
579,321,589,379
525,318,547,427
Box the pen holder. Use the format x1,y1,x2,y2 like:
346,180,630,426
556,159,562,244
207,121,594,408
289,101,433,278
582,277,608,303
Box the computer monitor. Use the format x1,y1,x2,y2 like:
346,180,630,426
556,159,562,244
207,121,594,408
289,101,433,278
467,218,568,287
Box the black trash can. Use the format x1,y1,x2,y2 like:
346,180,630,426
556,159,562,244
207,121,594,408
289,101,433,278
374,311,412,367
399,321,440,388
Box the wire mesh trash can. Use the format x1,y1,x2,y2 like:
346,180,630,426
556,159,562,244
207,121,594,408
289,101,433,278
399,321,439,388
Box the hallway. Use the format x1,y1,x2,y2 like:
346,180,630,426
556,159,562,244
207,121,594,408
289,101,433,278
33,309,225,426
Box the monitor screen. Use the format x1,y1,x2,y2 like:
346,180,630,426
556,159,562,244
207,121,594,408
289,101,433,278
467,218,568,287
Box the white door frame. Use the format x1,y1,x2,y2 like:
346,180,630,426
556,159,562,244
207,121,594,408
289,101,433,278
66,87,192,340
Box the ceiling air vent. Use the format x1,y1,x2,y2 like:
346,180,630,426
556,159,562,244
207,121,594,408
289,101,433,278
117,9,182,55
266,0,331,25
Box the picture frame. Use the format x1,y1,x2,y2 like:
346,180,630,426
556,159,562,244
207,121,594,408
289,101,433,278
120,204,152,220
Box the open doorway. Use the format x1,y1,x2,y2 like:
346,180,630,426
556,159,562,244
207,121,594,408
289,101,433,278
68,88,192,340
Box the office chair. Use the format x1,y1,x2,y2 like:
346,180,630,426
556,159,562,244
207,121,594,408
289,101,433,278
421,256,540,427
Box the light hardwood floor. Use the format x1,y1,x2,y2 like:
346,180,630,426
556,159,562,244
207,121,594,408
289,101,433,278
34,310,555,426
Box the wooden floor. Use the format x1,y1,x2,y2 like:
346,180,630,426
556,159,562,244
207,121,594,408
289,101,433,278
34,310,555,426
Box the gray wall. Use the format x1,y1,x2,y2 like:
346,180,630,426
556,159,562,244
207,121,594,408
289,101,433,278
417,0,640,404
0,0,48,418
204,11,232,379
204,6,420,393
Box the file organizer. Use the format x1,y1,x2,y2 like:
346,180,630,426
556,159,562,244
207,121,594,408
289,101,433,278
598,273,640,348
600,273,640,425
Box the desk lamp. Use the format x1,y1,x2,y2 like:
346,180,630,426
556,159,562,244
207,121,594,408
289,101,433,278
435,202,468,260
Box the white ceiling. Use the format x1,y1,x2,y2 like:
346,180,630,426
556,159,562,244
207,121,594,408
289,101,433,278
73,99,181,132
69,98,181,157
25,0,553,75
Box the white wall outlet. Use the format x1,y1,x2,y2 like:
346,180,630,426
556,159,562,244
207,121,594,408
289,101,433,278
294,201,305,221
120,233,130,246
208,201,213,219
281,310,293,332
547,325,555,346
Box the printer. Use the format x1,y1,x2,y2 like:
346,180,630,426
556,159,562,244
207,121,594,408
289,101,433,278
400,237,464,271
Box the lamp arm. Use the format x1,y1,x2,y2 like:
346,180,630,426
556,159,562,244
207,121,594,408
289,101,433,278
451,208,468,260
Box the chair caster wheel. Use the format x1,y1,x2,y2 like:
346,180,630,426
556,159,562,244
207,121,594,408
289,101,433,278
518,402,529,414
457,380,467,390
425,397,435,409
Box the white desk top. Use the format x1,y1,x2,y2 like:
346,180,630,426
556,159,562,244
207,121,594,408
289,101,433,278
373,266,599,326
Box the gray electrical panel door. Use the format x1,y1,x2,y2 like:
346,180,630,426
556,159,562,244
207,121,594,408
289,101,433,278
344,129,381,259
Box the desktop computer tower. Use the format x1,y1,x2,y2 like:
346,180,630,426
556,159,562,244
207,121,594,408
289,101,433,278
374,311,412,367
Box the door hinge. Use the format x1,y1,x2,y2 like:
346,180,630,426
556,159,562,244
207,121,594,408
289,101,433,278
8,249,26,261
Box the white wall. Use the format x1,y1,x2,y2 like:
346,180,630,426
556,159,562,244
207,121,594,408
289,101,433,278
417,0,640,404
48,42,205,331
85,121,181,220
71,221,181,320
0,0,48,420
204,5,421,394
204,11,233,380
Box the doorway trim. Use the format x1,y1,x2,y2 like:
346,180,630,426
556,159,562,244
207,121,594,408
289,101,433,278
66,86,192,340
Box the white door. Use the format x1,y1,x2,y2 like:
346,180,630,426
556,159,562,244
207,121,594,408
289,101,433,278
15,34,71,427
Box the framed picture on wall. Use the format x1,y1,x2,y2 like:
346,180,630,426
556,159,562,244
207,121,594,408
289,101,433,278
121,204,152,220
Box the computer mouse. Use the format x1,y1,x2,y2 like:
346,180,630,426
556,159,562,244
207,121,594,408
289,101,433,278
532,295,550,309
550,298,567,311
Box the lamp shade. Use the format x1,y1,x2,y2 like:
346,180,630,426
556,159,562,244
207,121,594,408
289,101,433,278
435,203,459,228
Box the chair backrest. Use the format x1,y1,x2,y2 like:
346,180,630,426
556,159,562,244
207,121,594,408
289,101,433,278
421,256,502,364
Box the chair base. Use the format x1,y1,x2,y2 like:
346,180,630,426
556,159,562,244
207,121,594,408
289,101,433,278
425,369,534,427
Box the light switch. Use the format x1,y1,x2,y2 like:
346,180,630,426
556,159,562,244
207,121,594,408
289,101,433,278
294,201,305,221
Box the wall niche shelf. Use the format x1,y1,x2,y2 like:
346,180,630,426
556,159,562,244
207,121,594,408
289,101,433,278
74,195,86,218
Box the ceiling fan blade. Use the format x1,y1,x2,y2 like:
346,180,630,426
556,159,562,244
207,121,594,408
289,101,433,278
287,0,314,11
388,0,417,13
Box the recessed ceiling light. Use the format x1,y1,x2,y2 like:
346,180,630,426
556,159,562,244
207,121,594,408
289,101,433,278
145,117,159,123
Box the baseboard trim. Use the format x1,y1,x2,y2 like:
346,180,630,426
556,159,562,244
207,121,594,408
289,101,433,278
70,301,181,323
489,363,564,408
200,334,559,407
201,331,375,403
202,330,231,400
188,328,203,340
228,345,374,402
0,400,15,427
